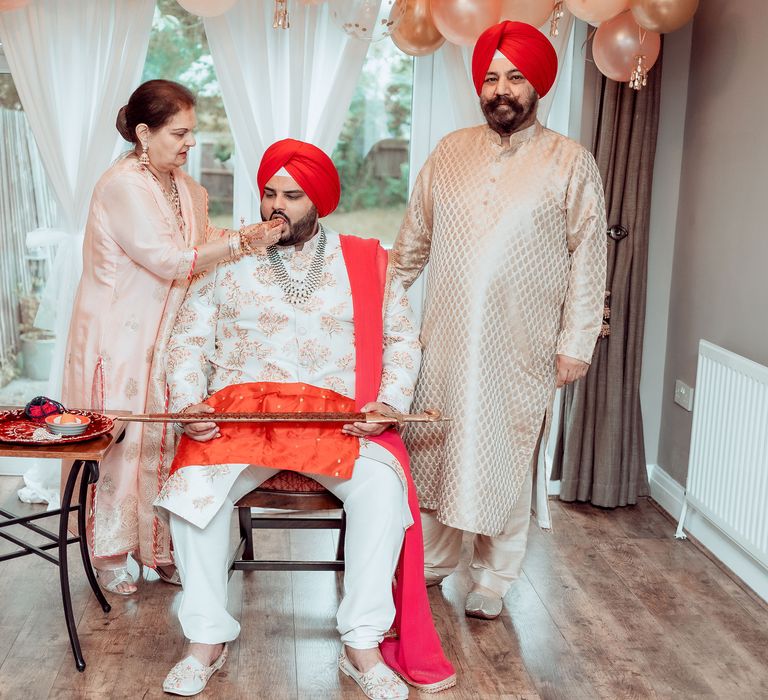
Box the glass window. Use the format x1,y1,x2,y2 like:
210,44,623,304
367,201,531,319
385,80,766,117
0,52,57,401
142,0,234,229
326,40,414,246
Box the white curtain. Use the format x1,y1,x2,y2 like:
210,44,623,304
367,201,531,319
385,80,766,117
424,11,576,144
203,2,370,210
0,0,155,503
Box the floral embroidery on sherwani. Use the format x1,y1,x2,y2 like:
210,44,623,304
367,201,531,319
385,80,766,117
158,229,422,527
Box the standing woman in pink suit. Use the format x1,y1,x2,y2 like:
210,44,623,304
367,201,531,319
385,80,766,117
61,80,283,594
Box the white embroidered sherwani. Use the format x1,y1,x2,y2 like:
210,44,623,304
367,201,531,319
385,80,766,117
155,228,421,527
391,121,607,536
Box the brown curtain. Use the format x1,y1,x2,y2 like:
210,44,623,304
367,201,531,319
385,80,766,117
551,48,663,507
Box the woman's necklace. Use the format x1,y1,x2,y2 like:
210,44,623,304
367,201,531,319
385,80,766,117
141,160,184,233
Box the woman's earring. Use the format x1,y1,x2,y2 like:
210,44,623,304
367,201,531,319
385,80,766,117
139,141,150,166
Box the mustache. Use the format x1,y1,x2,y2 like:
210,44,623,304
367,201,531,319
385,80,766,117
270,211,290,224
486,95,523,112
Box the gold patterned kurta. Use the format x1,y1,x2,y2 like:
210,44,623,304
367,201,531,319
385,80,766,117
391,122,607,536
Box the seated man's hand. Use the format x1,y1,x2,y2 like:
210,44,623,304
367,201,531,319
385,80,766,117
342,402,399,439
556,354,590,388
181,402,220,442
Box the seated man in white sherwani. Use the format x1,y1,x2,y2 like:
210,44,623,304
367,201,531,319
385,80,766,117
155,139,455,699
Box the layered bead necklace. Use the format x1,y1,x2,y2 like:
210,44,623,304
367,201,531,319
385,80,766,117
266,225,327,306
141,159,184,233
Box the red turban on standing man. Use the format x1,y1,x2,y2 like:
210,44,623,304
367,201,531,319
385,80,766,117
471,20,558,97
257,138,341,218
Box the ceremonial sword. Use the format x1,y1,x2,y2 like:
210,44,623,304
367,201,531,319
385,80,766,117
113,409,448,425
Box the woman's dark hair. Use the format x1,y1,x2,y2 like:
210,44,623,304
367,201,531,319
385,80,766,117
116,79,196,144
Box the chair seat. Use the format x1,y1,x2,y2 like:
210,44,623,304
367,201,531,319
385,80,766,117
235,470,342,510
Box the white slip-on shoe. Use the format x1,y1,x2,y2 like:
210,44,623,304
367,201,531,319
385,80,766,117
464,590,503,620
339,648,409,700
162,644,228,697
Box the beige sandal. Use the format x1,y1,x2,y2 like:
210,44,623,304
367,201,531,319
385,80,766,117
155,564,182,586
95,567,138,595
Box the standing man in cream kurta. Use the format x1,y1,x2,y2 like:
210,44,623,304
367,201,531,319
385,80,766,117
391,21,607,620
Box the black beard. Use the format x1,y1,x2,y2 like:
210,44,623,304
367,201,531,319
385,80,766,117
266,206,319,247
481,93,538,136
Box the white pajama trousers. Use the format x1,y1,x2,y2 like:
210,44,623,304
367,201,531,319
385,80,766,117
421,468,533,597
169,457,405,649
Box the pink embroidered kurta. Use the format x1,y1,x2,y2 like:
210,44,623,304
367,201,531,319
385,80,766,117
61,155,223,564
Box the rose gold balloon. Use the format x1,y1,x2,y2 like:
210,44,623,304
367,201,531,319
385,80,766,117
631,0,698,33
391,0,445,56
565,0,629,23
500,0,554,27
431,0,502,47
592,10,660,81
0,0,30,10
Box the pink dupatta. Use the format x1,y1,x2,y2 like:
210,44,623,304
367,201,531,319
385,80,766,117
340,235,456,692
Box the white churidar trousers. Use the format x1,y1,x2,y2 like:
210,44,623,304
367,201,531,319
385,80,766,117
169,457,405,649
421,468,533,597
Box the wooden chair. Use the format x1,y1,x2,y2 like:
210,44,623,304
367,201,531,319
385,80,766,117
230,470,346,573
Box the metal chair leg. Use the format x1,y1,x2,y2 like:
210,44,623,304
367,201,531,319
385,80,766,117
59,459,86,672
77,460,110,613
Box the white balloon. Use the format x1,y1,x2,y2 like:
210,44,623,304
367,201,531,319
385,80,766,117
176,0,239,18
329,0,405,42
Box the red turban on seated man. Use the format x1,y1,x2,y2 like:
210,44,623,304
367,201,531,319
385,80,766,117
471,20,558,98
257,138,341,218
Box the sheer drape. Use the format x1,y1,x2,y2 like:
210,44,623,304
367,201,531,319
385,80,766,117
0,0,155,501
204,2,370,200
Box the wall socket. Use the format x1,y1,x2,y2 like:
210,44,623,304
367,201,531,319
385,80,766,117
674,379,695,411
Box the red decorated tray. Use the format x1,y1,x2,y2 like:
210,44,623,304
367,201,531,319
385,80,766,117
0,409,114,445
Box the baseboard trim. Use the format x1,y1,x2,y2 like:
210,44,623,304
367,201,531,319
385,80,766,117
0,457,28,476
647,463,768,604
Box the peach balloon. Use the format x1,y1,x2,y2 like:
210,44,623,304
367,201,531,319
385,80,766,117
0,0,30,10
431,0,502,47
592,10,660,82
565,0,629,23
391,0,445,56
176,0,238,17
631,0,698,33
500,0,554,27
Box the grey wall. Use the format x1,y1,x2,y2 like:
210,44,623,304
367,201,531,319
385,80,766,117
657,0,768,484
641,23,693,467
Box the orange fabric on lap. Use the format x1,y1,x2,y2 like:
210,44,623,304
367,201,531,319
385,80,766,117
170,382,361,479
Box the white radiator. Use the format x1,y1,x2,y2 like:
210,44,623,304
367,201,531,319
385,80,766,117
676,340,768,573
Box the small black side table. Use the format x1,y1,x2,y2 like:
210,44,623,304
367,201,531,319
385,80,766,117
0,413,126,671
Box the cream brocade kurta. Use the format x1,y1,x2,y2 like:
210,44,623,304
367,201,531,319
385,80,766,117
391,122,607,536
155,229,421,527
62,155,223,564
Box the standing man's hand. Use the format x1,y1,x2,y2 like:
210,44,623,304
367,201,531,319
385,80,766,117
556,354,589,388
180,403,220,442
342,402,400,438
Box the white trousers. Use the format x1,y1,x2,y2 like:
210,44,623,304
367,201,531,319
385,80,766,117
170,457,405,649
421,468,533,598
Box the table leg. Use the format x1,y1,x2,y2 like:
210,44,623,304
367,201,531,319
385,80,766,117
79,460,111,614
59,458,86,672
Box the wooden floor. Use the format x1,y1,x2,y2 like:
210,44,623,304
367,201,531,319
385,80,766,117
0,475,767,700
